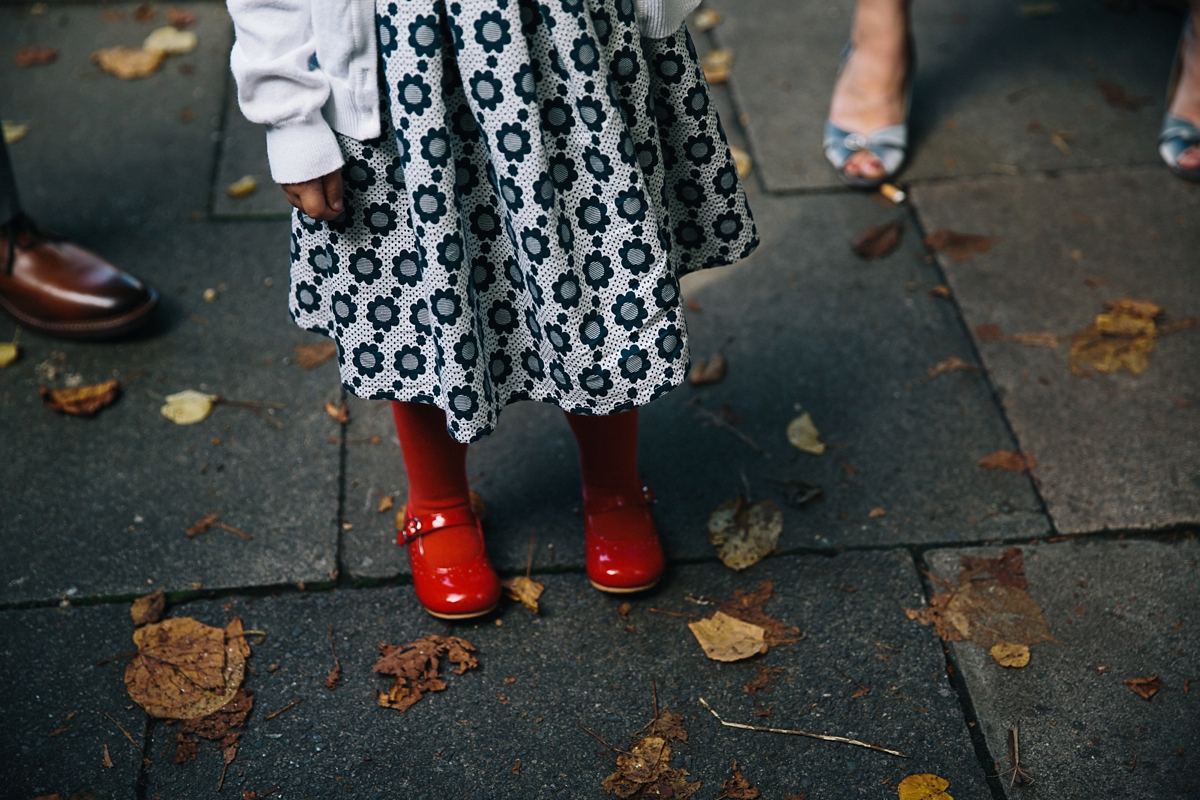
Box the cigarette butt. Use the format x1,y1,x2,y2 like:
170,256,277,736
880,183,906,204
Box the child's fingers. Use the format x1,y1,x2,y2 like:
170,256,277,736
322,170,345,213
283,180,338,221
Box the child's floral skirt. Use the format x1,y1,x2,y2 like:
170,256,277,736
290,0,758,442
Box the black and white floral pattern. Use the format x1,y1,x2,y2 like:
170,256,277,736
290,0,758,442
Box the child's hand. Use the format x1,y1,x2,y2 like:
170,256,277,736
281,170,345,221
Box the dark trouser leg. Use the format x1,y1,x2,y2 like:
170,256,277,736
0,137,21,227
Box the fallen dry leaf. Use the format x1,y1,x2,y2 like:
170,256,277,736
325,627,342,691
91,46,164,80
1068,297,1170,376
1095,78,1151,111
167,7,197,26
227,175,259,199
1123,675,1161,700
373,634,478,712
601,709,698,799
102,743,114,768
869,507,886,518
377,495,395,513
143,26,197,55
990,641,1031,668
186,513,252,540
772,478,821,508
897,773,953,800
130,590,167,627
967,547,1030,589
0,341,18,367
134,2,157,21
502,576,545,613
974,323,1003,342
720,761,760,799
786,412,825,455
743,664,782,715
40,379,120,416
688,352,726,385
979,450,1038,473
905,548,1055,653
125,616,249,719
929,284,952,299
688,611,768,662
1007,331,1060,347
701,48,733,84
707,496,782,571
692,7,723,30
716,581,802,647
851,219,904,259
2,121,29,145
15,45,58,67
172,687,253,769
324,400,349,424
295,342,337,369
925,356,979,380
161,389,220,425
730,145,753,179
924,230,998,263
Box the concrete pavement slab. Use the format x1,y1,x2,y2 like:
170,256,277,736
211,75,294,220
924,538,1199,799
340,186,1047,581
1,2,233,233
0,221,341,605
0,604,145,800
141,552,991,799
911,167,1200,533
703,0,1180,192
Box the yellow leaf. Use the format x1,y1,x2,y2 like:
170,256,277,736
0,341,18,367
707,496,782,571
501,576,545,613
989,641,1030,668
143,26,198,55
2,121,30,145
692,8,723,30
688,611,768,662
39,380,120,416
730,145,753,179
897,773,953,800
786,412,825,455
701,48,733,84
161,389,220,425
91,46,164,80
227,175,259,199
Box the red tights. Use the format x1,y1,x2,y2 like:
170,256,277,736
391,402,641,564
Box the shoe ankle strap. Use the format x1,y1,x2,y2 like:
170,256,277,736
583,484,656,516
399,505,478,545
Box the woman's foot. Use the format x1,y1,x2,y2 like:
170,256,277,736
828,0,912,182
1166,14,1200,173
583,483,665,593
399,502,500,619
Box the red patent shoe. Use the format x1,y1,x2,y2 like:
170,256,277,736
397,504,501,620
584,483,665,593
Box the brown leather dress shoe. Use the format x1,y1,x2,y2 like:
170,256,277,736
0,215,157,340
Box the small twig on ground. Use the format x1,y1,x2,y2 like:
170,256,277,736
101,711,149,764
219,399,287,410
648,607,701,620
651,675,659,721
698,697,907,758
1006,723,1033,786
919,568,954,592
95,649,138,666
325,627,342,690
525,529,536,579
689,399,767,456
839,669,871,698
264,698,304,721
578,722,631,755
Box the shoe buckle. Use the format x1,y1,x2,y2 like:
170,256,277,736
843,132,868,151
402,516,422,543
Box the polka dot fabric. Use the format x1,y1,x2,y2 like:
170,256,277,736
290,0,758,443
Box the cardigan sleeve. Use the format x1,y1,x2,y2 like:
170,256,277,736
636,0,703,39
228,0,345,184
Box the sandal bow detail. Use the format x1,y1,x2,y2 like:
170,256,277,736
583,483,665,594
397,504,500,620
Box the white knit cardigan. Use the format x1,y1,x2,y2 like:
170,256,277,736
229,0,702,185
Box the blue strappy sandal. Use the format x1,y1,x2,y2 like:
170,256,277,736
824,38,915,189
1160,17,1200,182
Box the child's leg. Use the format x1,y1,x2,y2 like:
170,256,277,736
391,401,481,568
563,408,643,497
564,409,664,592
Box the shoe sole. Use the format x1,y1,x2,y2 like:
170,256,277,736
0,288,159,341
590,578,660,594
424,603,498,621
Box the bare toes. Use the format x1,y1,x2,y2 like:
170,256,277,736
1177,145,1200,170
